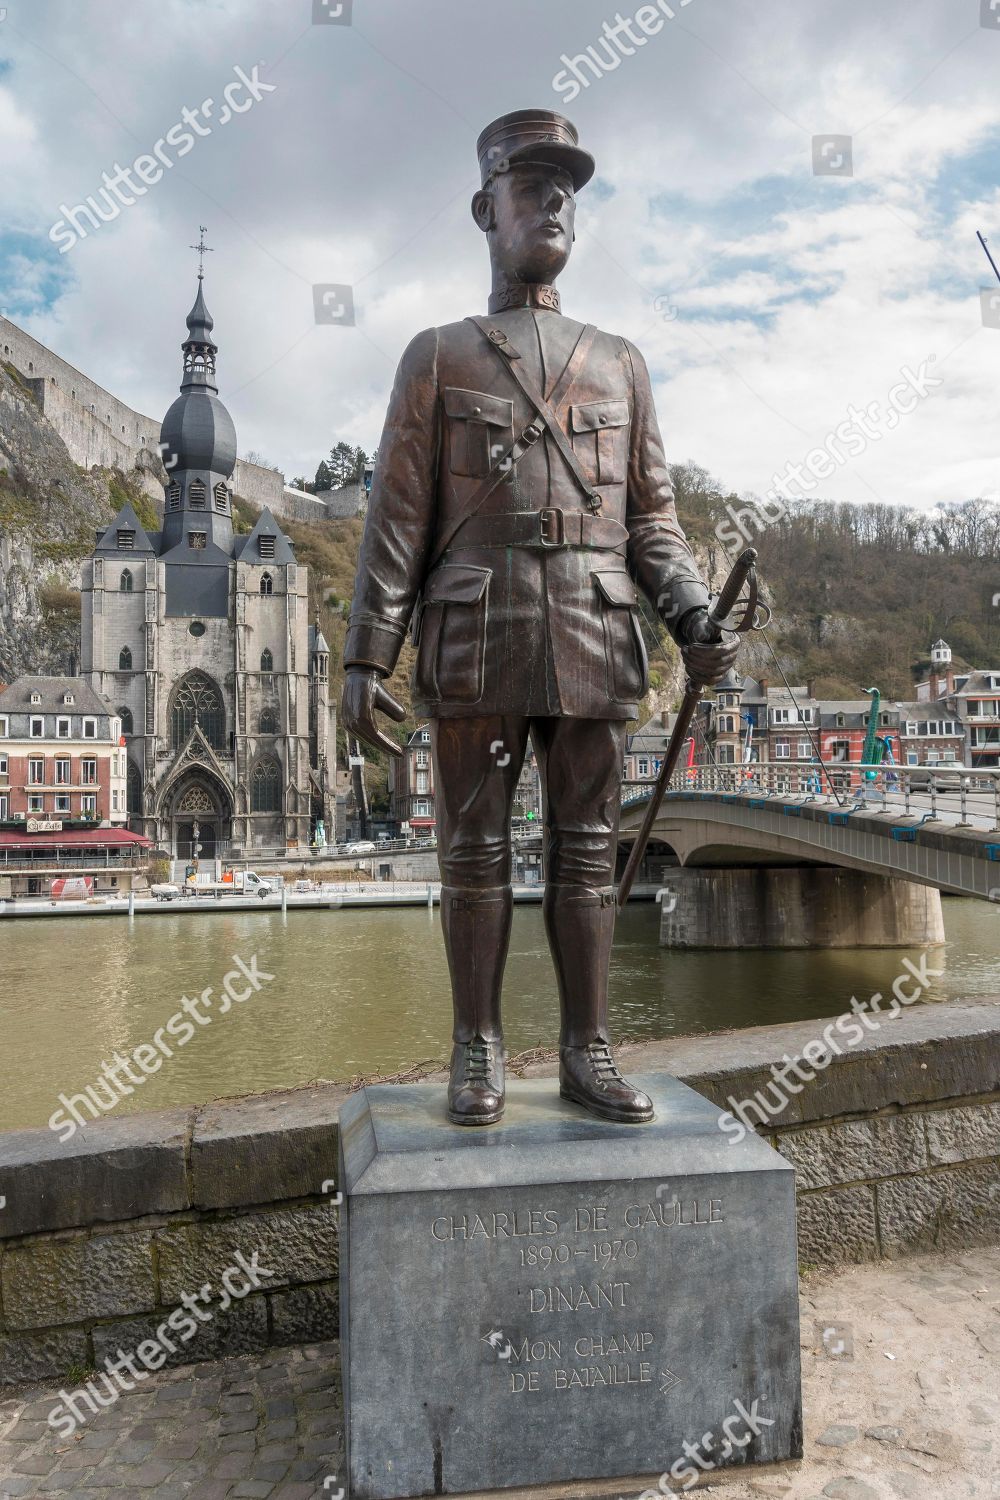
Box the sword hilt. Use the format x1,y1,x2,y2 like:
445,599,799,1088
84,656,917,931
707,547,759,636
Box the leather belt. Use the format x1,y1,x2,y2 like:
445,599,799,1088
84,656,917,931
445,509,628,553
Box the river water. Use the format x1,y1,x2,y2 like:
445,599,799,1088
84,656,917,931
2,897,998,1132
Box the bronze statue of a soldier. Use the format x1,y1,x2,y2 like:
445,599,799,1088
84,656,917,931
343,110,738,1128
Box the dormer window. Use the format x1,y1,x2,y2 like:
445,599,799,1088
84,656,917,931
30,692,41,705
117,529,135,550
189,480,207,509
258,533,276,560
62,693,74,705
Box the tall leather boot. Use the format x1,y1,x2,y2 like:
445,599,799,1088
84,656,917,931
442,885,511,1126
544,883,654,1124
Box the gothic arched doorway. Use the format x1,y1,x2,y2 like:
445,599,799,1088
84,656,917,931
167,776,233,860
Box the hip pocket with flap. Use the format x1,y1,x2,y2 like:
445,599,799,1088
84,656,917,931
593,569,648,703
414,563,492,705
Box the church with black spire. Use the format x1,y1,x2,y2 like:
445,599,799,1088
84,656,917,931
80,243,334,858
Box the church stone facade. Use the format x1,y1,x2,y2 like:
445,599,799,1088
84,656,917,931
80,277,335,858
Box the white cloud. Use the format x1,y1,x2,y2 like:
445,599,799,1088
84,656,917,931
0,0,998,506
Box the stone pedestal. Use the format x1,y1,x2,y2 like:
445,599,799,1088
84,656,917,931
659,865,945,948
339,1075,802,1499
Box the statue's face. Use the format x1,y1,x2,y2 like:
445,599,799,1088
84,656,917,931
475,163,576,282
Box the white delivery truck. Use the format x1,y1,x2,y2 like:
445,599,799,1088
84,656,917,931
151,869,281,901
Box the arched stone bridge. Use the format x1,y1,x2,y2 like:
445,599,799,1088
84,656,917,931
618,763,1000,903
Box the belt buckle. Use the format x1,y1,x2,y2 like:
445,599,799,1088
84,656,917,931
539,508,565,547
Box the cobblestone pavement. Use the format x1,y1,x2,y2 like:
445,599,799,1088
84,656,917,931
0,1247,997,1499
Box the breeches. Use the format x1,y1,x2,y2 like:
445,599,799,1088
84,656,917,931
430,716,627,889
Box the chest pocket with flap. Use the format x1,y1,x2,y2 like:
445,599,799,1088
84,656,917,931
570,398,629,487
444,388,515,478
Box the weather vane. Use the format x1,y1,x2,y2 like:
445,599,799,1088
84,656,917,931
190,226,213,280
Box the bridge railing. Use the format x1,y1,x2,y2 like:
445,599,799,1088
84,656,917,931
622,761,1000,831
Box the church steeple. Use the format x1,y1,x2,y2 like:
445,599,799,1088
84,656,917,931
180,280,219,394
158,236,238,602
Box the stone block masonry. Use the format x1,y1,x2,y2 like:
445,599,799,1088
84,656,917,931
1,1003,998,1384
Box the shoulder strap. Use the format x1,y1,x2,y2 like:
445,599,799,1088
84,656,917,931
467,316,604,514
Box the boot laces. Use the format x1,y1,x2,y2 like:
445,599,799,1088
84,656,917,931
465,1039,495,1085
587,1041,622,1083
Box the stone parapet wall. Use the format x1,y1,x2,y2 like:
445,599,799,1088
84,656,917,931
1,1002,997,1384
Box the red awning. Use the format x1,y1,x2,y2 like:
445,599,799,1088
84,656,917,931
0,829,153,850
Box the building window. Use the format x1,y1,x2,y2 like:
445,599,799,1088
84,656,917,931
189,621,206,637
416,769,429,794
259,707,278,735
171,671,225,751
214,482,229,511
0,794,7,819
82,718,97,738
55,793,70,813
30,717,44,737
259,572,273,596
188,479,207,509
260,648,273,672
28,758,44,784
119,647,133,671
0,753,7,775
81,758,97,785
62,692,74,705
119,707,133,735
774,741,791,759
798,740,812,759
127,761,143,814
30,692,41,705
717,745,736,764
56,716,70,738
55,758,71,784
117,529,135,550
28,794,44,813
120,567,133,593
250,756,281,812
167,481,181,510
81,794,96,815
188,532,207,549
258,534,276,560
0,717,7,737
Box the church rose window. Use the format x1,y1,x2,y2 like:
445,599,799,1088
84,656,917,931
251,755,281,812
171,671,225,751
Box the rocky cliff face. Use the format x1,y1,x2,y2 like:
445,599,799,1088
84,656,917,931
0,363,157,681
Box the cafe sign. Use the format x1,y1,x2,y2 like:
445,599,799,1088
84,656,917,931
27,819,63,833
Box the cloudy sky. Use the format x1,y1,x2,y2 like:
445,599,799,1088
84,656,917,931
1,0,999,507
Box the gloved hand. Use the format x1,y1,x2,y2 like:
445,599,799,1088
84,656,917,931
341,668,406,756
678,608,740,688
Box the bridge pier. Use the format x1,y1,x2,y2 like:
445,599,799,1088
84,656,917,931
659,866,945,949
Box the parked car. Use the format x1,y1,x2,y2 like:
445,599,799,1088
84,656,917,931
344,840,377,855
